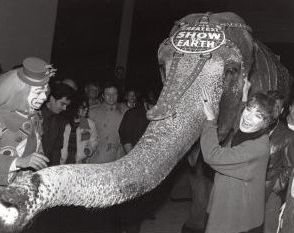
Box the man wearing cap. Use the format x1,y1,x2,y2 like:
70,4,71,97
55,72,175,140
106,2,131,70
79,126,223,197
0,57,53,186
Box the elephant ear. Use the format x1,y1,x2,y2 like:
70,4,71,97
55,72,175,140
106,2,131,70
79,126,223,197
249,40,293,99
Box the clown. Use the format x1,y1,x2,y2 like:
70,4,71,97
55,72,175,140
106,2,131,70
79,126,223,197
0,57,55,186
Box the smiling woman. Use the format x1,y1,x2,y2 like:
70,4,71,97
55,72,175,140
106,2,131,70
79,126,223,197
239,93,276,133
200,91,276,233
239,106,264,132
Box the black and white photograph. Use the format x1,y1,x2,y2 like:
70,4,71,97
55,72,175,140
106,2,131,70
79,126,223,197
0,1,293,233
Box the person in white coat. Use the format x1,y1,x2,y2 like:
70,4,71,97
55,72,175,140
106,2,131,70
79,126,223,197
60,97,98,164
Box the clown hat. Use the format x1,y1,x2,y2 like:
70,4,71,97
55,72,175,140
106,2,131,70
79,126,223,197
17,57,56,86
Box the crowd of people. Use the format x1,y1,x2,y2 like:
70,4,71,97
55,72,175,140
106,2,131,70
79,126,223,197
36,66,156,168
0,56,293,233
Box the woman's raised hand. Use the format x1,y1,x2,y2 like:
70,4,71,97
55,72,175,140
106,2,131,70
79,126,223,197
201,87,215,121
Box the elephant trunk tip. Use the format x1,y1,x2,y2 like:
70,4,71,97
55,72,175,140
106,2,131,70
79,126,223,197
0,187,31,233
0,202,20,233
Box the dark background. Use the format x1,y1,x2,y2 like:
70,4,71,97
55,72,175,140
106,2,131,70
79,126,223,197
51,0,294,92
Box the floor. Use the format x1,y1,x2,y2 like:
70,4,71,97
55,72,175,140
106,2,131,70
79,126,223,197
32,197,190,233
139,162,191,233
140,199,190,233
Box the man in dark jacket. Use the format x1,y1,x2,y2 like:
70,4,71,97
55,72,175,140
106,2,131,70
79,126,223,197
41,82,74,166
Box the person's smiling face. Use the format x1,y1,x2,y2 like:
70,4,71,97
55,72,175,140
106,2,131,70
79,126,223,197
239,105,266,133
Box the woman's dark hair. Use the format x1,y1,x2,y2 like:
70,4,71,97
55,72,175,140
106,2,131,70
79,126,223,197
67,94,89,122
50,83,74,101
246,92,276,127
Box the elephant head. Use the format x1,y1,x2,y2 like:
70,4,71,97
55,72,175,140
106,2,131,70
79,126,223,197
0,12,292,233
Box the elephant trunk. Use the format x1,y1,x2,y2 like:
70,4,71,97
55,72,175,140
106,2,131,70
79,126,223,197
0,50,224,233
0,98,211,233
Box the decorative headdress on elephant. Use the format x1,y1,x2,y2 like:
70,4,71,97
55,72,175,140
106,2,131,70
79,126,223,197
155,12,292,140
0,12,292,233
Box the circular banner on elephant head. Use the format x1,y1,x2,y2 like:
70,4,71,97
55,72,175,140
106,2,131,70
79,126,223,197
171,23,226,54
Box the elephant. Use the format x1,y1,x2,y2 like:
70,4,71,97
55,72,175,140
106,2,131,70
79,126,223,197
0,12,292,233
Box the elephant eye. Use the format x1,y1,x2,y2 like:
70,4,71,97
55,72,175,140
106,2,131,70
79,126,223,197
224,63,241,78
225,67,238,75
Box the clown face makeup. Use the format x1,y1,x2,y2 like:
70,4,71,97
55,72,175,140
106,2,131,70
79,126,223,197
239,105,267,133
27,84,49,111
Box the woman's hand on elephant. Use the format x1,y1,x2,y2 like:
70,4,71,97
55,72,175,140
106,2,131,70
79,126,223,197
201,87,216,121
242,78,251,102
15,153,49,171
